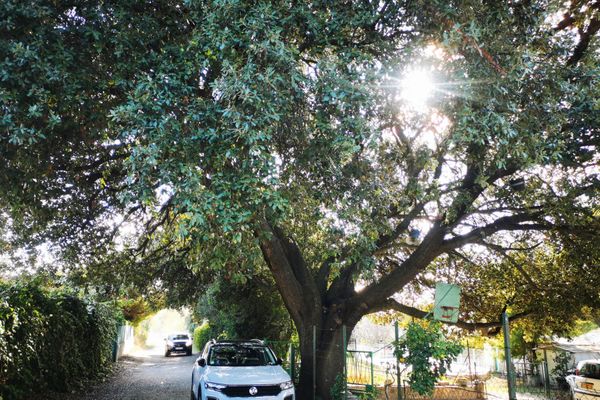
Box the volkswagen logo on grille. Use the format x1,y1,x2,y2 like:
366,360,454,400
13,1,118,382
249,386,258,396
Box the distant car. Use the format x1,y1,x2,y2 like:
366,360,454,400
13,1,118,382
165,332,193,357
566,359,600,399
191,339,294,400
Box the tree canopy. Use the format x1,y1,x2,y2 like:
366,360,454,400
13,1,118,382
1,1,599,398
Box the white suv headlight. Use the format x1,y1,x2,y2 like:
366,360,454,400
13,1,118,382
205,382,227,391
185,339,192,346
280,380,294,390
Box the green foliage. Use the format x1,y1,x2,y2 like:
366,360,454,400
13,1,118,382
509,326,535,359
118,297,153,326
329,374,346,400
454,243,600,341
395,321,463,396
552,351,574,389
193,320,213,354
357,386,378,400
329,374,377,400
569,319,599,338
0,0,596,335
0,279,121,399
0,0,597,324
1,1,599,398
194,275,294,343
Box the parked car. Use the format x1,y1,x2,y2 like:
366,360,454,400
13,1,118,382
165,332,193,357
566,359,600,399
191,339,294,400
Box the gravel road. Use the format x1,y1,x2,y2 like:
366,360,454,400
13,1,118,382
55,348,196,400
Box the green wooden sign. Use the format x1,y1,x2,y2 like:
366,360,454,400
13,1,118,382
433,283,461,323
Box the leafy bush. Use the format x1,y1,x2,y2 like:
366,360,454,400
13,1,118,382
193,320,213,353
330,374,377,400
330,373,346,400
194,277,294,343
394,321,463,395
358,385,378,400
0,280,122,399
552,351,573,389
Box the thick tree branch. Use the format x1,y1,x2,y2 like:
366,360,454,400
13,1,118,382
552,1,600,65
568,18,600,65
377,299,529,335
257,220,321,323
373,132,447,254
347,222,447,322
326,137,446,302
441,212,545,251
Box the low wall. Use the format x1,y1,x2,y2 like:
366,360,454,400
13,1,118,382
374,384,485,400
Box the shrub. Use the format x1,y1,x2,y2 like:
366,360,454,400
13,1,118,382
552,351,573,389
394,321,463,396
0,280,122,400
193,320,213,353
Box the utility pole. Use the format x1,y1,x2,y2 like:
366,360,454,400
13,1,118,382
502,312,517,400
395,321,402,400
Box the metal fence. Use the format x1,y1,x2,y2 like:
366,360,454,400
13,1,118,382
264,319,576,400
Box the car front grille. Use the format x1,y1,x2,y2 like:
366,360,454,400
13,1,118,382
221,385,281,397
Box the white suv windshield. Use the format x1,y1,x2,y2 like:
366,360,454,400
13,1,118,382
208,344,276,366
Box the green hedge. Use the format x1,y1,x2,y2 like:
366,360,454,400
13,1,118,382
193,321,213,354
0,280,122,400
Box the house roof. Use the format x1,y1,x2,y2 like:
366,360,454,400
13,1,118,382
537,328,600,353
537,328,600,354
537,343,600,353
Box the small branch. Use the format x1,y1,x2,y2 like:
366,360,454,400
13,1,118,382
445,19,506,74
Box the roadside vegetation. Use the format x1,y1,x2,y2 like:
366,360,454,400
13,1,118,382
0,278,122,400
0,1,598,399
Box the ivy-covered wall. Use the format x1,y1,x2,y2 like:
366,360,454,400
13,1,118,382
0,281,123,400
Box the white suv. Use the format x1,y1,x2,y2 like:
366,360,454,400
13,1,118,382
566,359,600,399
191,339,294,400
165,332,193,356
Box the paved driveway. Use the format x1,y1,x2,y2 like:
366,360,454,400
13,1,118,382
56,348,196,400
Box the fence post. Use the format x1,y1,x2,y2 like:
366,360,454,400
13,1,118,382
395,320,402,400
370,351,374,389
289,343,295,382
543,348,551,398
502,312,517,400
343,325,348,400
313,325,317,400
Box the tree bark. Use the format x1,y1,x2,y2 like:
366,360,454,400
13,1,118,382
294,314,358,400
258,219,365,400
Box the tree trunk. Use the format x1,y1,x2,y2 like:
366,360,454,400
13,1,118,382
296,326,317,400
295,318,357,400
257,221,360,400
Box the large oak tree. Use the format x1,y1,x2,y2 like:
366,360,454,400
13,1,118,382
1,1,599,398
